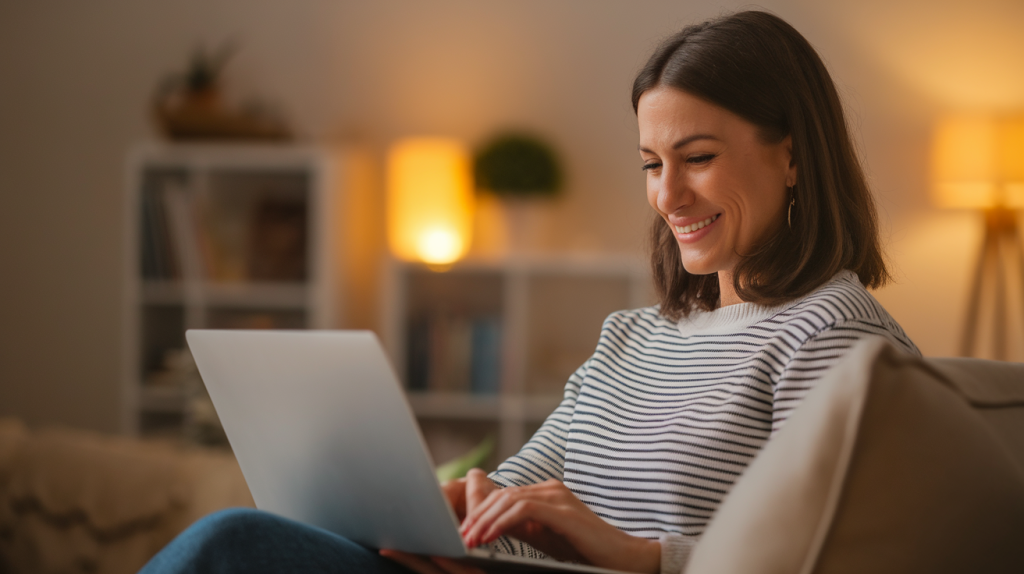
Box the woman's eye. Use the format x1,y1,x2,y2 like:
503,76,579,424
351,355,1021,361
687,154,715,164
641,162,662,171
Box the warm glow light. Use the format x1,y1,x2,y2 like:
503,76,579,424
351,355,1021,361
387,138,474,265
932,115,1024,209
416,227,463,264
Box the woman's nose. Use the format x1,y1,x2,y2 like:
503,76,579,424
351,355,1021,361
657,171,695,214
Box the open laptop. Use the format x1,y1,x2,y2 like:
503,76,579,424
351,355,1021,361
186,329,637,574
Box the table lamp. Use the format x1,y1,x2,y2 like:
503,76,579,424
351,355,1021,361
931,115,1024,359
387,138,474,268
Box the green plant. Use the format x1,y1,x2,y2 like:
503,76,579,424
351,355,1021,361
435,435,496,482
474,134,563,198
183,43,236,93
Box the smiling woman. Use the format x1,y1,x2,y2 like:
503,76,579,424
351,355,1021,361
632,11,890,319
140,10,919,574
637,87,796,306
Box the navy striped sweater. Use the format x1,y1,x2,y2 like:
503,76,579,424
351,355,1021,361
487,270,919,572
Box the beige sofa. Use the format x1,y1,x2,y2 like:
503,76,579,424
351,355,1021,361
688,338,1024,573
0,421,253,574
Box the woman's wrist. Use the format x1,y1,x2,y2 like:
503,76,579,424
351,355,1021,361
623,534,661,574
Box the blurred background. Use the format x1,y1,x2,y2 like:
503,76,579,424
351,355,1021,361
9,0,1024,435
1,0,1023,569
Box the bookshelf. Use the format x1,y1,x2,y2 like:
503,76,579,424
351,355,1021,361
381,255,655,467
121,142,344,441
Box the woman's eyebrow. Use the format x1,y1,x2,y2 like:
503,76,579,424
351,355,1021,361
638,134,720,154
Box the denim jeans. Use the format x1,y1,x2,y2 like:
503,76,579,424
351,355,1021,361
140,508,413,574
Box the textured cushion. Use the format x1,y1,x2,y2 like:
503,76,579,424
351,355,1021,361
0,423,254,574
687,337,1024,574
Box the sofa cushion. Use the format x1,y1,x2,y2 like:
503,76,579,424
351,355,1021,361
687,337,1024,574
0,424,254,574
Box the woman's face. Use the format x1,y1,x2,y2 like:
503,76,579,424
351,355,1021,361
637,86,796,278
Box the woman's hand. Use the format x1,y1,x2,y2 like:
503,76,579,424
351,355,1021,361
441,468,499,521
459,479,661,574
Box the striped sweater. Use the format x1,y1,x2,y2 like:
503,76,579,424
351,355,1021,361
487,270,919,572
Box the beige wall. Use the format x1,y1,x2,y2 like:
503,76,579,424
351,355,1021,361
1,0,1022,433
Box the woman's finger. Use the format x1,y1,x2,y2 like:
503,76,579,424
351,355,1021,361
463,468,496,516
441,478,468,520
460,480,564,540
480,498,566,545
462,488,533,547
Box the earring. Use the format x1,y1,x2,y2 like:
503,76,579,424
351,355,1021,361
787,189,796,229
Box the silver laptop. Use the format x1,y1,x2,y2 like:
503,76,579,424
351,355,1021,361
186,329,636,574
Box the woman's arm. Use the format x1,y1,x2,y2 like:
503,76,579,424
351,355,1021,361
487,360,589,489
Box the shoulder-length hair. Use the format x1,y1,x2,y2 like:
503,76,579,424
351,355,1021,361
632,11,889,320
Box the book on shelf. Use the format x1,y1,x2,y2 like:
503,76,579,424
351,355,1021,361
139,175,310,284
248,198,307,281
406,315,503,395
469,317,502,395
162,183,204,282
140,177,180,280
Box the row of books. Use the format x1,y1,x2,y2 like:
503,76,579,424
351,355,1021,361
139,176,308,282
407,315,503,394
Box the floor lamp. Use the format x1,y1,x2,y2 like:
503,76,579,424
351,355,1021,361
960,208,1024,360
932,116,1024,360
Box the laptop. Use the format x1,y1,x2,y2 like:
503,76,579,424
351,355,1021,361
186,329,637,574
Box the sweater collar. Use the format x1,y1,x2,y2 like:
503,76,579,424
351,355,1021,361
676,270,858,337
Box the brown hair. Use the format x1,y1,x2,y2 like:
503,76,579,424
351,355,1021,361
632,11,889,320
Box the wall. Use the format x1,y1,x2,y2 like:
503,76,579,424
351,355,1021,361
0,0,1022,433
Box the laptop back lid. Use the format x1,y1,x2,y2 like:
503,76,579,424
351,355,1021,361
185,329,466,556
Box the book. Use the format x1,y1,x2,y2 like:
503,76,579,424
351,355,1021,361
470,317,502,394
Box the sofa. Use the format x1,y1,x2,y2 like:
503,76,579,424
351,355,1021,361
687,337,1024,573
0,421,253,574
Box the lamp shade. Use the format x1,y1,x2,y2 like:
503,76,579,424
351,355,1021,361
387,138,474,265
931,115,1024,209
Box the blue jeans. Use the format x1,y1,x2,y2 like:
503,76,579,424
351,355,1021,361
141,508,413,574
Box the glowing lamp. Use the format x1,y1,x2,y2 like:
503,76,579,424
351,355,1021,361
931,115,1024,209
387,138,474,266
930,114,1024,360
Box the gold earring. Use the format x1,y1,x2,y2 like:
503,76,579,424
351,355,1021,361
787,190,796,229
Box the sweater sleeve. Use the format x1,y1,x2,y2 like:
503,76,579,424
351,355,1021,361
772,319,920,434
487,359,586,488
482,360,587,559
659,533,698,574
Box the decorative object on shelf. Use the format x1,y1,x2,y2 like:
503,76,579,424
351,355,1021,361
931,114,1024,359
473,133,564,255
386,138,474,267
153,43,291,142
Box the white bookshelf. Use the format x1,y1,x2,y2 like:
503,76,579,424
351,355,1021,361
121,142,344,439
381,255,655,465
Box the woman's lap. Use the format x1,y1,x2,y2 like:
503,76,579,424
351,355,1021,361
141,507,412,574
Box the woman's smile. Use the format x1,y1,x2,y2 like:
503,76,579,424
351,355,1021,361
672,213,720,242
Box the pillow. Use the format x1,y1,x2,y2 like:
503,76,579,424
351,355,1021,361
686,337,1024,574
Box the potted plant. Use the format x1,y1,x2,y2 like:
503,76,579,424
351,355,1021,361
473,133,563,253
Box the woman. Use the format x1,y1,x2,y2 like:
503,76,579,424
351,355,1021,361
142,10,918,574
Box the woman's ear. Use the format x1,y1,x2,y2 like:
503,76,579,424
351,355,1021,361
783,135,797,187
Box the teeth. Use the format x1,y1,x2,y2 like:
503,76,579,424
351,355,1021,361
675,214,718,234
